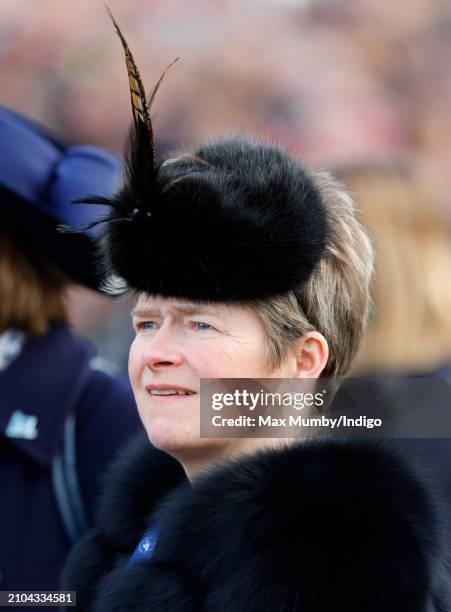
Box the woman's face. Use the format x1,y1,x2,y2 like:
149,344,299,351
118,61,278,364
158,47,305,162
129,294,297,456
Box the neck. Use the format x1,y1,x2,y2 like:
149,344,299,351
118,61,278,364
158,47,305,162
175,438,291,481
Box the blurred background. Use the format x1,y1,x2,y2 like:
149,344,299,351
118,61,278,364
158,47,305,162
2,0,451,374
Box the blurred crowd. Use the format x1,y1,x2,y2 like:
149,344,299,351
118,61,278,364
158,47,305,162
1,0,451,370
1,0,450,165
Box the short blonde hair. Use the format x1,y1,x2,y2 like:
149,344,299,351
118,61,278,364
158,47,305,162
252,169,374,394
0,231,68,336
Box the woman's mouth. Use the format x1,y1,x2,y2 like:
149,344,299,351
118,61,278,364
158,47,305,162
145,385,197,402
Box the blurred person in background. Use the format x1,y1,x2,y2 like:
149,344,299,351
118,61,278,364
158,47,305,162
0,107,140,592
332,162,451,504
337,163,451,375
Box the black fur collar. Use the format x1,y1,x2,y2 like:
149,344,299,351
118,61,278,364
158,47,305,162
93,431,186,552
64,435,450,611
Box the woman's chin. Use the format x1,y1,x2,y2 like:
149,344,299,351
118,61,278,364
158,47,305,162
143,416,197,453
143,416,225,458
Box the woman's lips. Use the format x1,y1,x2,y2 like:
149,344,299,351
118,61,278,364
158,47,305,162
144,384,198,403
145,392,197,404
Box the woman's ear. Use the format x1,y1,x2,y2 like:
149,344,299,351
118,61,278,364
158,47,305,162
294,331,329,379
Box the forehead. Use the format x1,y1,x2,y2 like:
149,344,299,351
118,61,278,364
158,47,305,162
132,294,225,316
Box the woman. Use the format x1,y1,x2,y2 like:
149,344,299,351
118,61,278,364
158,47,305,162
0,107,140,592
62,15,451,611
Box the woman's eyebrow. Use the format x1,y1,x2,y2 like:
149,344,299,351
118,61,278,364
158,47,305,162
130,307,159,318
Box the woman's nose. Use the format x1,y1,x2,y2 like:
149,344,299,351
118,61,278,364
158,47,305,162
142,327,184,370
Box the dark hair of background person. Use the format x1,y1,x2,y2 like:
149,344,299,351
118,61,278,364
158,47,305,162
0,230,69,336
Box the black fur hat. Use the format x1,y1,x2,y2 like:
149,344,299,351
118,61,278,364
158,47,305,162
81,12,328,301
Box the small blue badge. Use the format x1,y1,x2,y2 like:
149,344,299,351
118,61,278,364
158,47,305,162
0,329,25,370
5,410,39,440
128,523,160,566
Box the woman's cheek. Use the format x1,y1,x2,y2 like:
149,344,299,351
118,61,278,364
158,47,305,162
128,337,143,389
192,360,219,379
192,346,241,378
189,348,227,379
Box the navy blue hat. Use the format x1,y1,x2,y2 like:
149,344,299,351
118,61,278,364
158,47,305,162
0,106,121,290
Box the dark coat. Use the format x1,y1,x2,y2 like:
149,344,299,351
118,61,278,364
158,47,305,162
0,322,140,592
63,433,451,611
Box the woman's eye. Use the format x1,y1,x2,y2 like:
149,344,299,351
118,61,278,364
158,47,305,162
193,321,213,331
137,321,157,331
